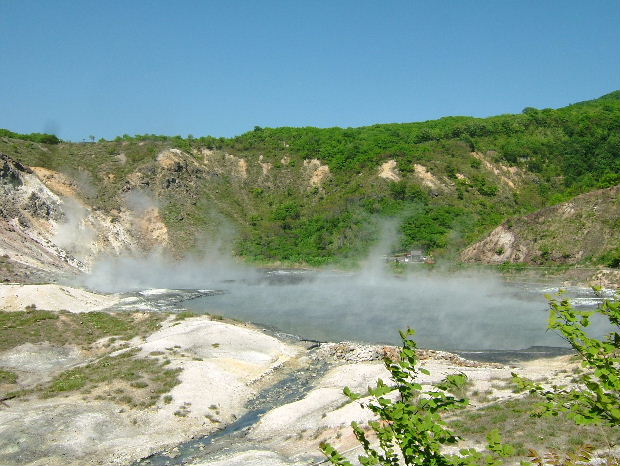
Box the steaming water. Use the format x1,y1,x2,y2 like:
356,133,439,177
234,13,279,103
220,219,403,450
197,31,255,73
84,256,612,351
182,270,611,351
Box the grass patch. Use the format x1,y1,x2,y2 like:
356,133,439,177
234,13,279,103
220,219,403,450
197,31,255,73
0,310,165,352
0,254,14,274
448,394,619,458
174,311,198,321
40,348,181,407
0,369,18,384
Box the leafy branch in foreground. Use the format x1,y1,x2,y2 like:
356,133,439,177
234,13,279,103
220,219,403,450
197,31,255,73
512,291,620,428
320,329,514,466
321,292,620,465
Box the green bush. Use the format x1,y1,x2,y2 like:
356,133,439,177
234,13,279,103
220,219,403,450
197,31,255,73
513,292,620,427
321,292,620,465
320,329,514,466
0,129,61,144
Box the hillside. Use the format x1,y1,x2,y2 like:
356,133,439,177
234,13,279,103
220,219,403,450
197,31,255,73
461,185,619,266
0,91,618,270
0,153,169,283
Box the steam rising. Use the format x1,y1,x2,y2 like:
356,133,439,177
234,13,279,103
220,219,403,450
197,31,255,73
82,255,602,351
54,198,96,258
184,270,560,350
124,190,159,213
80,223,609,352
81,245,257,292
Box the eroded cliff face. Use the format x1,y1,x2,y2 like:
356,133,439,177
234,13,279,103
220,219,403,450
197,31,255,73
0,153,169,282
461,185,619,265
1,153,80,282
0,145,267,283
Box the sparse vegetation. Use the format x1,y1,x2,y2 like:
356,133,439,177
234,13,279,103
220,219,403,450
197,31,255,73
448,395,617,459
513,292,620,427
0,310,165,352
39,348,181,407
0,254,13,274
320,329,516,466
321,292,620,465
174,311,198,320
0,369,17,384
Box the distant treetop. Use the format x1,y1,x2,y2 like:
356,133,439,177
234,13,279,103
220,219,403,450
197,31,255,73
0,129,61,145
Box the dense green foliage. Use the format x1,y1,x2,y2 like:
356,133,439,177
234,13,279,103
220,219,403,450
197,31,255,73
400,206,465,250
237,204,375,266
1,91,617,265
224,91,619,194
0,128,61,145
162,90,620,262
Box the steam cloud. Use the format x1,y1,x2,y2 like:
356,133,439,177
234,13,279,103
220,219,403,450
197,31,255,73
54,198,96,258
184,270,561,350
78,226,614,351
124,190,159,213
83,250,588,350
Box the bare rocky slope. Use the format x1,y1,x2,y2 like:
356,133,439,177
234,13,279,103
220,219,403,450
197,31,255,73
461,185,619,266
0,152,168,283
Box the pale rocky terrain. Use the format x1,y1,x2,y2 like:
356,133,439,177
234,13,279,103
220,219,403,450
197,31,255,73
0,283,120,312
190,343,587,466
0,312,305,466
470,151,523,190
378,160,400,182
1,282,617,466
0,152,168,284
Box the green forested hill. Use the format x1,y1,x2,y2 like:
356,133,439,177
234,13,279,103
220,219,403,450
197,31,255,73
1,91,618,266
224,90,619,192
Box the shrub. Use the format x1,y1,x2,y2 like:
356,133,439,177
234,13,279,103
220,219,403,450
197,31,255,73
513,291,619,428
321,292,620,465
320,329,514,466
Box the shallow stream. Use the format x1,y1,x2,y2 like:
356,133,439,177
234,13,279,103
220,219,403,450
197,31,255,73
133,358,329,466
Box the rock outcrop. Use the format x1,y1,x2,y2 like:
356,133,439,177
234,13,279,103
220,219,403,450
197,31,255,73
461,185,619,265
0,153,83,282
0,153,171,282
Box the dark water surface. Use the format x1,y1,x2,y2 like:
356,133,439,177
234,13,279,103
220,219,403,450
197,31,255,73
184,270,612,351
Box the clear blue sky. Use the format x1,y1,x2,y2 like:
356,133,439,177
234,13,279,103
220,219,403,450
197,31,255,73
1,0,618,141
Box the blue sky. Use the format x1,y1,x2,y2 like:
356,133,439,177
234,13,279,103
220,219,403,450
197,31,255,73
1,0,618,141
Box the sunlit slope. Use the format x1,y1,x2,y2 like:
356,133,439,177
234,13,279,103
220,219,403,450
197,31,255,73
1,91,618,266
461,185,619,266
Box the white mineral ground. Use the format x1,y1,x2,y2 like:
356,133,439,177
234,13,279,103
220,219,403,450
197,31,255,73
0,283,120,312
0,285,597,466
